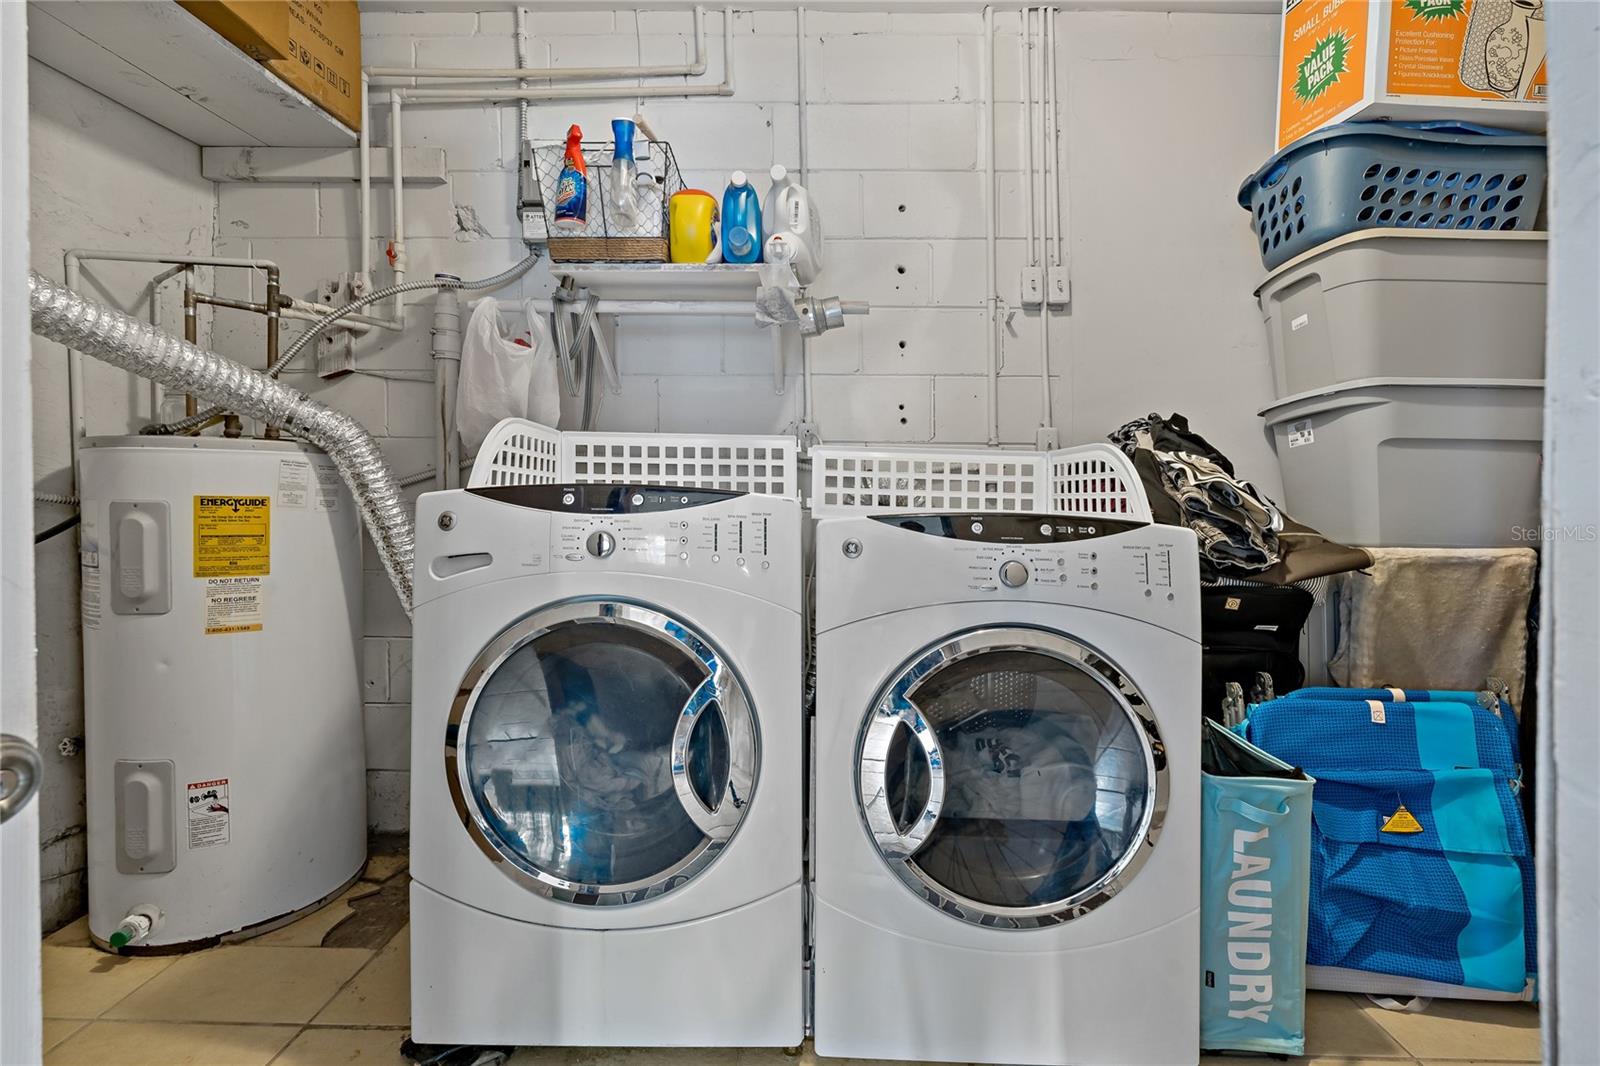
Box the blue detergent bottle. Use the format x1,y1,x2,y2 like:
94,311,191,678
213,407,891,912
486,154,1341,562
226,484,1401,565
721,171,763,263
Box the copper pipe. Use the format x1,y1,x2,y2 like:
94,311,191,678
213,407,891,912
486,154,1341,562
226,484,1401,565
264,269,282,440
191,293,273,315
182,269,197,417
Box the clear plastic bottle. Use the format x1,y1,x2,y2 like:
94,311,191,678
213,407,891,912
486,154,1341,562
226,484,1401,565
608,117,642,231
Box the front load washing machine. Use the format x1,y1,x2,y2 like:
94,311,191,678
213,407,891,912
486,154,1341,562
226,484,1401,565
409,482,803,1049
812,511,1201,1065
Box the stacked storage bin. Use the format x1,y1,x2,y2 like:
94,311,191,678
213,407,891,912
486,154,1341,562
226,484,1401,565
1239,687,1536,1001
1238,122,1548,549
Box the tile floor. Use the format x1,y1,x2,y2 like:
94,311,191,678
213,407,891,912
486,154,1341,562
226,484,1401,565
41,854,1542,1066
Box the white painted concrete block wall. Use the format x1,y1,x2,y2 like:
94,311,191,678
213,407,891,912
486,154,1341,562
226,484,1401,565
32,7,1286,843
27,60,218,928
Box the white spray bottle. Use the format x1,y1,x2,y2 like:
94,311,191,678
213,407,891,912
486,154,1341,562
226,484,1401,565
762,165,823,286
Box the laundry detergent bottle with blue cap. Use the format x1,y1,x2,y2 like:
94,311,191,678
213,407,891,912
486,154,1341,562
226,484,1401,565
720,171,763,263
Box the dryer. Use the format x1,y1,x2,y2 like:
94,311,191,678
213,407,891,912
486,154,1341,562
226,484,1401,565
812,510,1201,1065
409,481,803,1048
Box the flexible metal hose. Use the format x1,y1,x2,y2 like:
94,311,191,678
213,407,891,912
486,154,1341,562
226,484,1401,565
145,253,541,436
29,270,417,616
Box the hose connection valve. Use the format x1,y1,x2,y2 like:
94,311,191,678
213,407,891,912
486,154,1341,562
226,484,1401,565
108,904,163,950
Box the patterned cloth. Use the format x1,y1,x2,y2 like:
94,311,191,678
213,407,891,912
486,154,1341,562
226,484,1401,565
1110,413,1284,572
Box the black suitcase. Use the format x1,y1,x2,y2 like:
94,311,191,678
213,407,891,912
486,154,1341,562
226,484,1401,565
1201,584,1313,721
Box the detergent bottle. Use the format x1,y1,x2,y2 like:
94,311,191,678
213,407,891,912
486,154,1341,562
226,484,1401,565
720,171,763,264
551,125,588,233
762,165,823,285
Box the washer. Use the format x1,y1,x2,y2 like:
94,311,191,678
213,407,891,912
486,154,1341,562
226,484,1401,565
409,482,803,1049
812,511,1201,1065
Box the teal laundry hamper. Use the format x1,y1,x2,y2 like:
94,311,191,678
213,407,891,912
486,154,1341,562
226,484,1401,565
1200,720,1315,1055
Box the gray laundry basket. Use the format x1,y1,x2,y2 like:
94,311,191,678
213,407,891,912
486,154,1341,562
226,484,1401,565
1259,378,1544,548
1239,122,1547,270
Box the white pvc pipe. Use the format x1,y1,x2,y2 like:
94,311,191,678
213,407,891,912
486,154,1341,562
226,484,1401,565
367,7,707,82
1050,5,1067,271
798,5,814,426
1039,6,1055,431
397,13,734,105
359,73,372,281
432,287,463,491
390,91,407,323
1022,7,1036,269
984,4,999,445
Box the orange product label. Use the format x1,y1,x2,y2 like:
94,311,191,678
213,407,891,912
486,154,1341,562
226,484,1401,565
1387,0,1548,102
1279,0,1371,148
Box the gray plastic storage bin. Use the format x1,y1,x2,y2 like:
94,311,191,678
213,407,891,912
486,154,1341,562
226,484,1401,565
1257,232,1546,399
1260,378,1543,548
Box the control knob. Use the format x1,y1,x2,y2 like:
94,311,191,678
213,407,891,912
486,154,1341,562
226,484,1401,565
586,531,616,558
999,560,1029,588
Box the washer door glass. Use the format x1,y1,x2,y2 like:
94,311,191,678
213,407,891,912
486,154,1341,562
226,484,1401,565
451,602,757,904
859,627,1166,927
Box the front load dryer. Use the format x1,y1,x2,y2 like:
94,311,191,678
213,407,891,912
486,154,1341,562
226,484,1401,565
409,483,803,1049
812,511,1201,1065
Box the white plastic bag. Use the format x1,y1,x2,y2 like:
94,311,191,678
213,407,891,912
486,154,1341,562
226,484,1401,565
456,297,561,453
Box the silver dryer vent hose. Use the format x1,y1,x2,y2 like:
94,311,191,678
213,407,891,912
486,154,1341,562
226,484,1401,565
29,270,416,616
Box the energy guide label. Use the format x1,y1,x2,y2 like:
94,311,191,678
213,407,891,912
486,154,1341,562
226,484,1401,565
187,778,231,849
193,495,271,577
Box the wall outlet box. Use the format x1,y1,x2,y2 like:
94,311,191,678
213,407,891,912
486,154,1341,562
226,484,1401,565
1020,266,1045,308
1035,426,1061,450
1047,268,1070,308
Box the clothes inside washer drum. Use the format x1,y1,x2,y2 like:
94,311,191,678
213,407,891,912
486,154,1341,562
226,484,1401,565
891,652,1154,910
463,629,715,888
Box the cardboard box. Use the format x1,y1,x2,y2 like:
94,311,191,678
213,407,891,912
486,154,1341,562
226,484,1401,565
179,1,362,132
1277,0,1546,150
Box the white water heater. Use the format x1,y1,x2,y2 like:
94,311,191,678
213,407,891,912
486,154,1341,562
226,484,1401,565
78,437,366,951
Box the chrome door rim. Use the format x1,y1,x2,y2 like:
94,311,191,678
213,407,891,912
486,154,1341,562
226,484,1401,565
856,625,1168,929
446,599,759,905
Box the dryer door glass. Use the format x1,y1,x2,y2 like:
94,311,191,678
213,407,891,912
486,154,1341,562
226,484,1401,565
451,602,758,905
859,628,1165,927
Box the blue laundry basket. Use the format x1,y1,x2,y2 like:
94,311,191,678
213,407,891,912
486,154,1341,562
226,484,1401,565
1277,687,1522,766
1239,121,1547,270
1200,721,1314,1055
1306,767,1531,993
1240,692,1537,994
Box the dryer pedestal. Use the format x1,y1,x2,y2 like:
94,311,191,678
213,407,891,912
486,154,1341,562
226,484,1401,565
814,899,1197,1065
411,865,804,1048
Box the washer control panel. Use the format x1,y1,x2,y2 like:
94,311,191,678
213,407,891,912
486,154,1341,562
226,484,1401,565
834,512,1198,629
462,484,794,593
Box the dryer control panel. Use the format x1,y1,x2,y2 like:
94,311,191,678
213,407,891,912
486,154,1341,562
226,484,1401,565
817,512,1200,637
415,484,800,608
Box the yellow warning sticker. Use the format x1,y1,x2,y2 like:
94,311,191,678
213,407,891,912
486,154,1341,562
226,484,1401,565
193,496,271,577
1381,805,1424,834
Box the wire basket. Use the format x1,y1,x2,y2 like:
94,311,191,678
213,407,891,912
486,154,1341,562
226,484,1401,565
533,139,684,263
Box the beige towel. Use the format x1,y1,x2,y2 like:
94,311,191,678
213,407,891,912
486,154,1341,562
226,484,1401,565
1329,548,1537,707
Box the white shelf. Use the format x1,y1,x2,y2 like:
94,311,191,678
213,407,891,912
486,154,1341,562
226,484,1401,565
27,1,357,148
550,263,763,303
